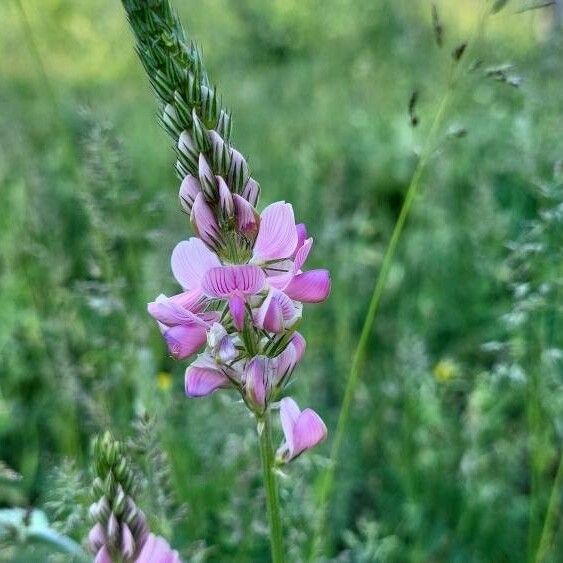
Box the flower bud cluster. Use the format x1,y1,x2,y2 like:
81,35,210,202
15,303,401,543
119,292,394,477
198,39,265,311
88,432,181,562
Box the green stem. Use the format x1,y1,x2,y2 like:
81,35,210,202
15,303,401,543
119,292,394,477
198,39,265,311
308,7,491,558
534,451,563,563
258,411,285,563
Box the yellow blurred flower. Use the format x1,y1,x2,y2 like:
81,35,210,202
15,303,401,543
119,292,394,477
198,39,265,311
433,359,459,383
156,371,173,391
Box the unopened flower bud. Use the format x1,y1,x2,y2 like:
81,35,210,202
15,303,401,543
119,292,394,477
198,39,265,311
162,104,181,137
216,109,232,140
242,178,261,207
217,176,234,218
198,154,217,201
191,193,220,249
120,523,135,560
191,108,209,152
179,175,202,214
178,130,199,172
233,194,259,237
106,512,120,547
244,356,269,409
88,522,106,553
228,148,250,194
210,130,231,176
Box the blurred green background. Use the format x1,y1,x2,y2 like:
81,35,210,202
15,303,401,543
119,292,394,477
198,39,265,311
1,0,562,561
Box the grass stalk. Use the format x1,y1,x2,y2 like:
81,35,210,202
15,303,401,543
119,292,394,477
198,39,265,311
308,6,491,559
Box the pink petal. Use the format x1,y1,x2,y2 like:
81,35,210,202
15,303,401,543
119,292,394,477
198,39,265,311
202,265,265,297
279,397,301,457
233,194,258,236
88,523,106,552
198,153,217,199
245,356,268,408
148,293,207,327
255,289,297,333
191,193,220,249
252,202,298,262
295,223,308,251
185,362,230,397
291,408,327,460
121,523,135,560
179,175,202,214
274,344,298,385
95,546,112,563
229,294,246,331
163,324,208,359
293,237,313,271
171,238,221,291
290,332,307,363
284,269,331,303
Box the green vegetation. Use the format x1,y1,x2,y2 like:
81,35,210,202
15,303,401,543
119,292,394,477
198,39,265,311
0,1,561,561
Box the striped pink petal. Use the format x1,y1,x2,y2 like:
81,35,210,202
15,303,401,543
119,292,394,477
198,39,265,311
244,356,268,408
277,397,327,462
293,237,313,271
185,356,230,397
179,175,202,214
284,269,331,303
191,193,220,248
254,288,297,333
202,265,265,297
148,293,207,327
233,194,258,235
252,202,298,262
163,324,208,359
171,238,221,291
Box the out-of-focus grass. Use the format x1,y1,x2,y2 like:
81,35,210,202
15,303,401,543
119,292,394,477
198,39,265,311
0,1,562,561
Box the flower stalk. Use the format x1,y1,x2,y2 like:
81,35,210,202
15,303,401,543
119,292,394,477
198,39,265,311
258,411,285,563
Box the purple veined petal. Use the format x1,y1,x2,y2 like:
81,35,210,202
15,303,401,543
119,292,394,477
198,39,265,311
121,523,135,560
290,331,307,363
217,176,234,217
293,237,313,272
94,545,112,563
255,288,297,333
291,408,327,460
191,193,221,249
252,201,298,262
295,223,308,251
242,178,261,207
244,356,268,408
147,293,208,327
185,362,230,397
233,194,259,236
284,269,331,303
267,270,294,291
202,265,266,297
88,523,106,552
273,344,298,385
229,294,246,331
163,324,208,359
278,397,301,459
171,238,221,291
179,175,202,214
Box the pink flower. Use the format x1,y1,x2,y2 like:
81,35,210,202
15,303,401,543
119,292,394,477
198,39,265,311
185,352,232,397
202,265,265,330
135,533,182,563
276,397,327,462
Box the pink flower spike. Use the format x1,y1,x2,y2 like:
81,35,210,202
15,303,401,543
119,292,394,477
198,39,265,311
135,533,182,563
252,201,298,262
277,397,327,462
284,269,331,303
179,175,202,214
171,238,221,291
185,354,230,397
191,193,221,249
233,194,258,236
163,324,208,359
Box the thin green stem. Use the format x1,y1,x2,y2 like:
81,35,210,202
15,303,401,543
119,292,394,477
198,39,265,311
534,451,563,563
309,6,491,558
258,411,285,563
